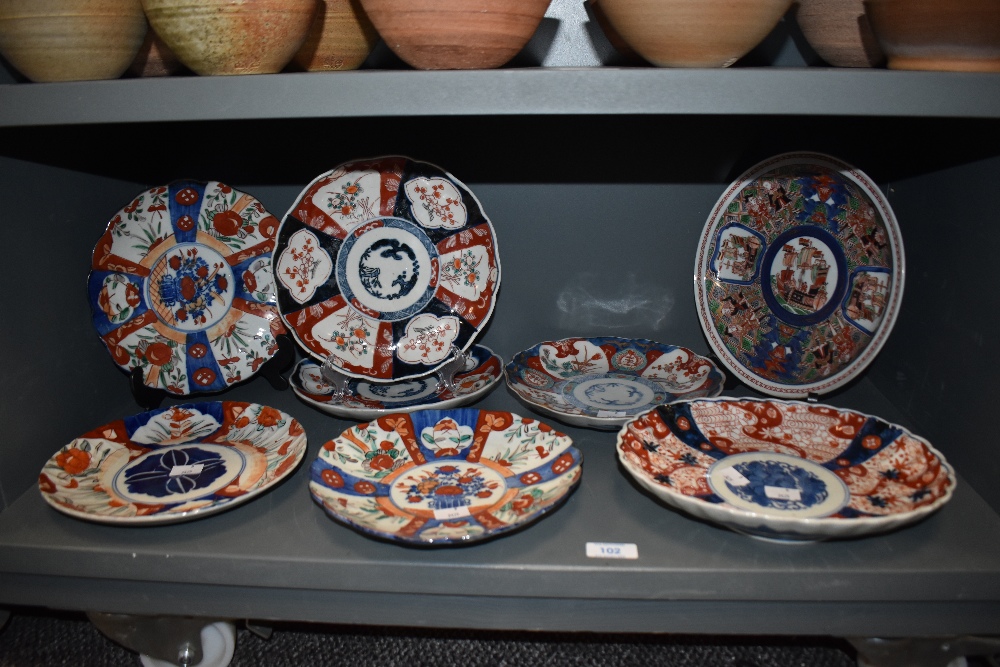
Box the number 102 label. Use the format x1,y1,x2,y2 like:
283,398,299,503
585,542,639,559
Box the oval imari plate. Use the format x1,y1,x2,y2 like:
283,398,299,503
505,337,725,430
617,398,955,542
273,156,501,382
88,181,286,395
309,409,582,546
38,402,307,525
291,345,504,420
694,152,904,397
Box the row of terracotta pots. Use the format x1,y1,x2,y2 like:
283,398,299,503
0,0,997,83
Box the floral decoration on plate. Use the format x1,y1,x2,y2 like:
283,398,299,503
309,409,582,545
617,398,955,542
291,345,504,420
88,181,286,395
505,337,726,430
38,401,307,525
273,156,501,382
694,152,904,398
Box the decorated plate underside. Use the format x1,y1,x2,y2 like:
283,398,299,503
39,401,307,525
505,337,725,428
617,398,954,541
274,156,501,382
291,345,503,418
694,152,905,397
309,409,582,545
88,181,286,395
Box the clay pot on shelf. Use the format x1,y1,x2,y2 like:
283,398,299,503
293,0,378,71
357,0,552,70
596,0,794,68
864,0,1000,72
795,0,884,68
140,0,318,76
587,0,645,64
128,28,182,76
0,0,147,82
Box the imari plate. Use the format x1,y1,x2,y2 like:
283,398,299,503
309,409,582,545
617,398,955,542
505,337,725,430
694,152,904,398
88,181,286,395
38,402,307,525
273,156,501,382
291,345,504,420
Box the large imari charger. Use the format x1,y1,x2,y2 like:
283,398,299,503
274,156,501,382
617,398,954,542
694,152,904,397
88,181,286,395
310,409,582,545
38,402,307,525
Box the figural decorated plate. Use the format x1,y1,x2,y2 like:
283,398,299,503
291,345,504,420
617,398,955,542
504,337,726,430
38,402,307,525
88,181,286,395
274,156,501,382
309,409,582,545
694,152,904,398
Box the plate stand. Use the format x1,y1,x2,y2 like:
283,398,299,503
319,345,474,399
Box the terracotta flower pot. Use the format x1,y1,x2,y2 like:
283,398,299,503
597,0,794,68
357,0,552,70
795,0,884,68
293,0,378,71
0,0,147,82
865,0,1000,72
140,0,319,76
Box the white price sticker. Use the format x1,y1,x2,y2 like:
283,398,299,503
722,468,751,487
169,464,204,477
765,486,802,501
586,542,639,559
433,506,472,520
596,410,628,418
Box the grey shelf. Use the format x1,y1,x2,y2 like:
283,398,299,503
1,63,1000,643
2,68,1000,127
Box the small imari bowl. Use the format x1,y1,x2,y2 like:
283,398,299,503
38,401,307,525
616,398,955,542
505,336,726,430
309,408,582,545
291,345,503,420
88,180,286,396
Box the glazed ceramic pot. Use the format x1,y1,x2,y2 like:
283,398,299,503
128,28,182,76
0,0,147,82
140,0,318,76
587,0,645,64
357,0,551,70
795,0,884,67
597,0,794,68
292,0,378,71
865,0,1000,72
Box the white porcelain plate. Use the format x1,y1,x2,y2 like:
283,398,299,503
38,401,307,525
290,345,504,420
694,152,904,397
273,156,501,382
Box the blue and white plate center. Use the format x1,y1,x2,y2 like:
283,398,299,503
113,444,246,504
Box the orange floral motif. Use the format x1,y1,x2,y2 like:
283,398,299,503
256,406,283,428
56,447,91,475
